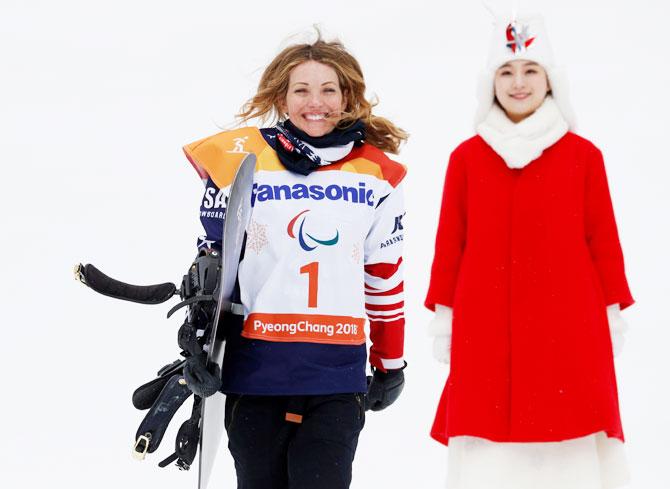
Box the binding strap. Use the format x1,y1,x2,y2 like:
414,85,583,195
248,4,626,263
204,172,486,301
133,374,193,460
159,396,202,470
74,263,177,304
132,359,185,410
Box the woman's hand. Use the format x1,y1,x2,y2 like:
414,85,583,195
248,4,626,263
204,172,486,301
607,304,629,357
428,305,453,364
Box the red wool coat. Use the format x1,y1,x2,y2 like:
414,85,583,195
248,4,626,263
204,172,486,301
425,132,634,445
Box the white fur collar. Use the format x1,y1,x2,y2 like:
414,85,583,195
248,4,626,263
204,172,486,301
476,96,569,169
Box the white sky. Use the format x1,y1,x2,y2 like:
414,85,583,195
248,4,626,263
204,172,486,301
2,0,669,488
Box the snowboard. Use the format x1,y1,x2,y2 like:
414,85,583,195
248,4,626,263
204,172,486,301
198,152,256,489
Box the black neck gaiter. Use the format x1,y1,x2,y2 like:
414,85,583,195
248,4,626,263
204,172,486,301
271,119,365,175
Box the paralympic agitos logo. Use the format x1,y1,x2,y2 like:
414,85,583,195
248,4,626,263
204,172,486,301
287,210,339,252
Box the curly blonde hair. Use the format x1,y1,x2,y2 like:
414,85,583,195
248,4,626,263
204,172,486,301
238,37,408,154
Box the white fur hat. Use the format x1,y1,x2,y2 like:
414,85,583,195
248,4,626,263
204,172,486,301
474,14,576,129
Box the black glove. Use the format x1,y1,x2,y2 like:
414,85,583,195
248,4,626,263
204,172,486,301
182,353,222,398
364,364,406,411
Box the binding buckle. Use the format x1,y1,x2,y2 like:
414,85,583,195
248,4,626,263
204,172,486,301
73,264,85,283
133,433,152,460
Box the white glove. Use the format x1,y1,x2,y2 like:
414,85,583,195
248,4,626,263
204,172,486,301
607,304,628,357
427,305,453,364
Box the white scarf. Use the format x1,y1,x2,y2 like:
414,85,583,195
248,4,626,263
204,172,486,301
476,96,569,169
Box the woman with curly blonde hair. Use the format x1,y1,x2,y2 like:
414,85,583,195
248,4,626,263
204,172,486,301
183,34,408,489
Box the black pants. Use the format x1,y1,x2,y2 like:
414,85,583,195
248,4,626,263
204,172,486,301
224,393,366,489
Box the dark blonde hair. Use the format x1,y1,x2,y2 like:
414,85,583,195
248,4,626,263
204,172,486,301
238,37,408,154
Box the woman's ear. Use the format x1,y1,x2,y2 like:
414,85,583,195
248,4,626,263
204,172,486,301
278,100,288,119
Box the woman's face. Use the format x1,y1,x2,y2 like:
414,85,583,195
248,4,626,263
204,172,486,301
494,60,550,123
283,60,346,137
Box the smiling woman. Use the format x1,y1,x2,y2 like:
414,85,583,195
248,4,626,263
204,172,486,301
181,33,409,489
426,13,634,489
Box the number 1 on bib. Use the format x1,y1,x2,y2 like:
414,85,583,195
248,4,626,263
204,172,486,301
299,262,319,308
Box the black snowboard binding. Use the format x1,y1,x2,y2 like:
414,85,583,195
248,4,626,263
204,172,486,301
74,249,224,470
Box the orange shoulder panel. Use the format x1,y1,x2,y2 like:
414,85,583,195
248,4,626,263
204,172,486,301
182,127,269,188
322,143,407,188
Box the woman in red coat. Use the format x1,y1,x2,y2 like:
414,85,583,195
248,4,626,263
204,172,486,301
425,14,634,489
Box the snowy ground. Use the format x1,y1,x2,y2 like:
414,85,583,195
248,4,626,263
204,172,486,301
2,0,669,488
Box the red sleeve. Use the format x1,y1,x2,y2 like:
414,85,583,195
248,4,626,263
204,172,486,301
584,146,634,309
365,260,405,372
363,179,406,372
424,150,467,311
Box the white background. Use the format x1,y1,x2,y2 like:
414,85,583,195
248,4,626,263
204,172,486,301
2,0,669,487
